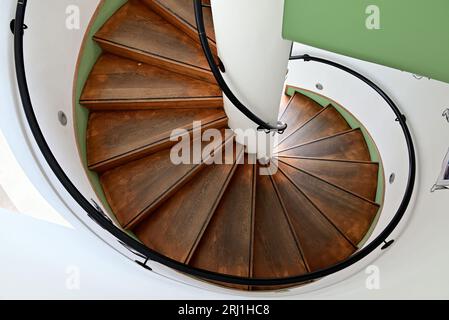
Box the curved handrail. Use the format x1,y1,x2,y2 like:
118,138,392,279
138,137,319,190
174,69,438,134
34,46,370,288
289,53,417,253
193,0,287,134
13,0,415,287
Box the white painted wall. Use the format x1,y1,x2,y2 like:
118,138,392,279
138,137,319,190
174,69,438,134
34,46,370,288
1,0,103,231
210,0,291,151
0,209,235,300
0,131,69,227
21,0,107,216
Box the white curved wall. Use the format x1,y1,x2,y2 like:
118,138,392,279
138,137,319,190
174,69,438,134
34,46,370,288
1,0,110,231
21,0,105,216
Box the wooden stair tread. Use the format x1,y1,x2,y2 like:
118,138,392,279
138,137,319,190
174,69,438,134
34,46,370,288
142,0,216,45
277,105,351,151
100,133,232,229
272,169,356,271
279,157,379,201
253,172,308,278
133,143,244,263
87,108,226,171
94,0,213,82
189,155,255,277
101,148,196,229
277,129,371,161
278,93,293,118
279,93,324,138
278,162,379,246
80,54,222,109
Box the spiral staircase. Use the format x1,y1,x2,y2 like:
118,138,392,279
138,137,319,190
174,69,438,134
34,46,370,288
79,0,382,290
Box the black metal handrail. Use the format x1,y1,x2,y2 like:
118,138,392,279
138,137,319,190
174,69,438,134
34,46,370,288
193,0,287,134
13,0,416,287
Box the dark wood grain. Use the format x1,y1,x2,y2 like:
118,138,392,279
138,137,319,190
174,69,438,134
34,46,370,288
278,162,380,246
279,157,379,201
94,0,214,82
100,132,232,229
87,108,227,171
79,0,385,290
277,129,371,161
142,0,216,48
81,54,222,110
252,172,308,279
272,169,356,271
133,143,244,262
279,93,323,138
278,105,351,150
278,93,293,119
189,155,255,277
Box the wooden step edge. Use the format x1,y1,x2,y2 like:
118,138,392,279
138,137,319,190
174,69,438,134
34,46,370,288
208,155,257,292
277,104,331,146
184,145,246,264
275,156,381,201
249,165,311,291
268,172,312,273
276,155,379,166
80,97,224,111
93,37,216,83
276,128,362,154
141,0,217,51
248,162,257,291
278,158,381,207
88,115,228,172
249,159,257,279
227,159,256,291
278,93,296,121
277,165,359,248
124,133,237,230
274,169,358,267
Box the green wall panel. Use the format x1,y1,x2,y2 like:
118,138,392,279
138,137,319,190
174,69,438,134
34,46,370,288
74,0,127,223
283,0,449,83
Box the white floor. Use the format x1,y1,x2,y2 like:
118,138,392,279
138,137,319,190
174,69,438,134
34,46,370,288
0,132,70,227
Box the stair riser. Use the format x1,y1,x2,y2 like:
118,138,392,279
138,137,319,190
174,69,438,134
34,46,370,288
81,98,223,111
125,135,236,230
141,0,217,52
184,148,245,263
88,117,228,172
95,38,215,83
124,162,205,229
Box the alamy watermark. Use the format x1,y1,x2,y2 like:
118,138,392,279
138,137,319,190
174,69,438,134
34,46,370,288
169,122,280,175
66,5,80,30
65,265,81,291
365,265,381,290
366,5,381,30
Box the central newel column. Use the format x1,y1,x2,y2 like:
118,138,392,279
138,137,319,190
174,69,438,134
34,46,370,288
210,0,292,156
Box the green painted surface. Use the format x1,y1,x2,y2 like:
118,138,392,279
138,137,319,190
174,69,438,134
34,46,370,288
283,0,449,84
285,88,385,247
74,0,127,223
